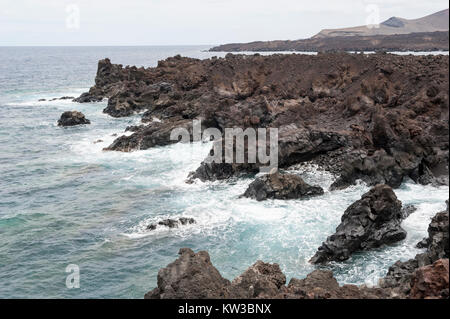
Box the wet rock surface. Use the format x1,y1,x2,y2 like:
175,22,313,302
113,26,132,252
146,245,449,299
145,248,231,299
57,111,91,126
145,248,391,299
310,185,407,264
75,53,448,190
380,200,449,295
410,258,449,299
146,218,195,231
242,172,324,201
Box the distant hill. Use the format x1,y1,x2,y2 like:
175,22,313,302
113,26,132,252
313,8,449,38
210,9,450,52
209,31,449,52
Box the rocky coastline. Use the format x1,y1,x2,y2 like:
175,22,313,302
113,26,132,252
72,52,449,299
74,53,449,189
146,195,449,299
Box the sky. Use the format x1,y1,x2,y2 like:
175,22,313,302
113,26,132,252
0,0,448,46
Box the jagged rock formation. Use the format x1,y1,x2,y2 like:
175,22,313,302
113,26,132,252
310,185,408,264
57,111,91,126
144,202,448,299
145,248,391,299
242,172,324,201
380,200,449,295
409,259,449,299
75,53,449,190
145,248,449,299
146,218,195,231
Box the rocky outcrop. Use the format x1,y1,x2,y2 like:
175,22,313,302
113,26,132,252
410,259,449,299
76,53,448,190
242,172,324,201
57,111,91,126
145,248,391,299
228,261,287,298
103,119,195,152
145,248,231,299
380,201,449,295
146,247,449,299
310,185,407,264
416,201,449,260
146,218,195,231
280,270,390,299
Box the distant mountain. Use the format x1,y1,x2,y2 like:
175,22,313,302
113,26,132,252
313,8,449,38
209,31,449,52
210,9,450,52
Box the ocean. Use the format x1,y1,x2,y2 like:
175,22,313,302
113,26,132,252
0,46,448,298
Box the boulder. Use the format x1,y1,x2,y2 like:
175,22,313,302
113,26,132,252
310,184,406,264
228,261,286,298
144,248,231,299
146,217,195,231
281,270,389,299
145,248,391,299
380,201,449,296
57,111,91,126
410,259,449,299
242,172,324,201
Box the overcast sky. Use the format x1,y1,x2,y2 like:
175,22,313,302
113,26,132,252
0,0,448,46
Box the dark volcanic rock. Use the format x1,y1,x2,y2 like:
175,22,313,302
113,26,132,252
51,96,75,101
145,248,231,299
228,261,287,298
281,270,389,299
77,53,449,190
410,258,449,299
310,184,406,264
242,172,324,201
57,111,91,126
145,248,391,299
145,246,449,299
380,201,449,295
146,217,195,231
104,119,194,152
103,82,173,118
73,92,103,103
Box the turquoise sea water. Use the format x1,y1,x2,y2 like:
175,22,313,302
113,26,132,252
0,46,448,298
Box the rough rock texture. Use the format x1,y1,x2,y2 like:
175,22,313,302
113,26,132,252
410,259,449,299
228,261,287,298
145,248,391,299
146,248,449,299
380,200,449,296
75,53,449,190
146,218,195,231
278,270,390,299
145,248,231,299
57,111,91,126
242,172,324,201
310,185,406,264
